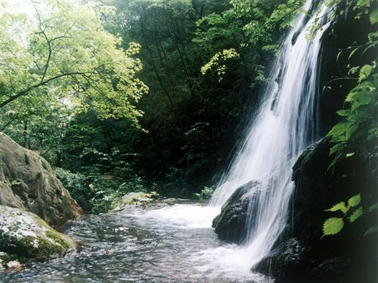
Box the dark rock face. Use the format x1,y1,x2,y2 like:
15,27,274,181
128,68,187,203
258,138,378,283
212,181,261,244
0,133,83,227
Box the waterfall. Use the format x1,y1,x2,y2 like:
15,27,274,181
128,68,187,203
209,0,333,270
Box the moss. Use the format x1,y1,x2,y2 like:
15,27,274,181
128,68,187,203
110,191,160,211
46,230,71,250
1,234,66,262
0,209,74,264
33,236,66,260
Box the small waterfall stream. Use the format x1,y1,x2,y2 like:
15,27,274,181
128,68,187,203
206,0,333,272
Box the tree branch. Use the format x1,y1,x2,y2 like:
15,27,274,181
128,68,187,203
0,72,88,109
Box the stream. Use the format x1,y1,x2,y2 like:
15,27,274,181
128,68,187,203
0,202,269,283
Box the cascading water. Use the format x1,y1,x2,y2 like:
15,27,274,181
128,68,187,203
208,0,333,272
0,1,337,282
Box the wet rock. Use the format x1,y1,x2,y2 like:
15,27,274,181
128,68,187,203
111,191,160,211
256,238,310,280
6,260,22,269
0,133,83,227
0,205,77,265
257,238,349,283
261,137,378,282
212,181,261,244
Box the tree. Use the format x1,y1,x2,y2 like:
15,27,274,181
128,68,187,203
0,0,148,126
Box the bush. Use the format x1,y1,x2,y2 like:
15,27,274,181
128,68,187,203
55,167,154,214
194,186,215,201
55,167,93,213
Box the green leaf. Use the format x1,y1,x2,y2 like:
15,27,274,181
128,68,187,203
369,202,378,211
329,143,344,155
348,66,360,75
348,194,361,207
323,217,344,237
348,48,359,60
359,64,373,82
346,152,355,157
370,8,378,24
356,0,370,8
325,201,349,214
336,110,351,117
349,207,363,223
365,226,378,236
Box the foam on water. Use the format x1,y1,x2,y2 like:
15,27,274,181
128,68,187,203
142,204,221,229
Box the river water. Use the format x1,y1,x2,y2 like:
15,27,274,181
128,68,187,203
0,203,270,283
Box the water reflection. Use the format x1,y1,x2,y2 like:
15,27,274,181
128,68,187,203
0,203,265,283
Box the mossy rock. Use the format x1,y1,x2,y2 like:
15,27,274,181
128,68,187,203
111,191,160,211
0,205,77,265
0,133,83,227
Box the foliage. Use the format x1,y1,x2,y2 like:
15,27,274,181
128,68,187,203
201,48,240,81
2,0,375,210
323,194,378,237
321,0,378,238
55,166,153,214
55,168,93,212
327,65,377,170
194,186,215,201
1,0,335,200
0,0,147,124
91,0,306,194
323,1,377,170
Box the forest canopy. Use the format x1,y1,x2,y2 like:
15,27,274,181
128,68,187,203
0,0,147,123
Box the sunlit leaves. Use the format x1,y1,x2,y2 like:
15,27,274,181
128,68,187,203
358,64,374,82
0,0,148,125
323,194,368,237
327,64,377,169
348,193,361,207
201,48,240,81
323,217,344,237
349,207,363,223
325,201,349,214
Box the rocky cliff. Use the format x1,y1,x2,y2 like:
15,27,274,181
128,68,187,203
0,133,83,227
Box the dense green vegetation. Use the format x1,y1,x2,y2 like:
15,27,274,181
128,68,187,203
322,0,378,238
0,0,376,224
0,0,303,211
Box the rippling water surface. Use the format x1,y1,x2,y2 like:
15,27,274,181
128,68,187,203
0,202,267,283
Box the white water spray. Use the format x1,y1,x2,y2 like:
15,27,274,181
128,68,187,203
208,0,333,270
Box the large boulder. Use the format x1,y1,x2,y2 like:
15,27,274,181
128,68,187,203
0,133,83,227
212,181,261,244
258,138,378,283
0,205,77,268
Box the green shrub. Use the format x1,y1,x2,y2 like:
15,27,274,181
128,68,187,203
194,186,215,201
55,168,93,213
